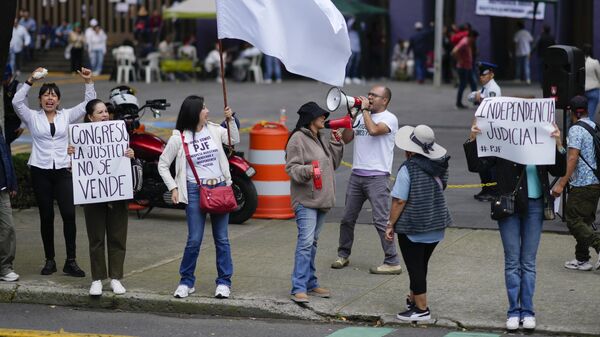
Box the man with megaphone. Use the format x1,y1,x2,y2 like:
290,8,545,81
330,85,402,275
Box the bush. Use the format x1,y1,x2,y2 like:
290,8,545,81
11,152,36,209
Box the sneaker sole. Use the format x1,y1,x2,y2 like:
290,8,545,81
308,291,330,298
331,261,349,269
369,269,402,275
0,277,19,282
174,288,195,298
215,293,229,299
396,314,431,321
290,297,309,304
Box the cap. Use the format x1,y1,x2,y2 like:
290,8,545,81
567,95,588,115
478,61,498,75
89,18,98,27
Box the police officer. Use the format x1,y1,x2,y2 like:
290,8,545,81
469,61,501,201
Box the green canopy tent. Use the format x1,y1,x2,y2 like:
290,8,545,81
332,0,387,16
163,0,216,19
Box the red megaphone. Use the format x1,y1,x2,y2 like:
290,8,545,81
325,115,353,130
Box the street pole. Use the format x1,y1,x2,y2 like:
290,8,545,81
433,0,444,87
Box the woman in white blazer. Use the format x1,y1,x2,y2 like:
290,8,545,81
158,95,239,299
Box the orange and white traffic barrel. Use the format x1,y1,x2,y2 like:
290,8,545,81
249,122,294,219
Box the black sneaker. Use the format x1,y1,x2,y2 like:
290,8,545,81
396,307,431,321
63,259,86,277
41,259,57,275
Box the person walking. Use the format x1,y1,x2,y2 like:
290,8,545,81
466,119,565,331
551,95,600,271
0,128,19,282
158,95,239,299
582,44,600,122
285,102,344,304
68,23,85,74
513,21,533,84
87,25,107,76
12,67,96,277
385,125,451,321
452,30,478,109
9,19,30,75
263,55,282,84
408,22,429,84
71,99,135,296
331,85,402,275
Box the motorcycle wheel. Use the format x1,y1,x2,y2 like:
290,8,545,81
229,174,258,224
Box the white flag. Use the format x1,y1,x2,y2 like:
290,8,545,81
216,0,351,87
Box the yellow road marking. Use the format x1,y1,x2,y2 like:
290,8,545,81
0,328,136,337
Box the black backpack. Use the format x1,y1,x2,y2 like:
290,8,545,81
573,121,600,180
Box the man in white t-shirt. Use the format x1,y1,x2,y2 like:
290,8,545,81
513,21,533,84
331,85,402,274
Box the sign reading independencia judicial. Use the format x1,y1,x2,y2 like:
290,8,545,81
70,120,133,205
475,97,556,165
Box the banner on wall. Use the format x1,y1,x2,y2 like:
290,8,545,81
476,0,545,20
474,97,556,165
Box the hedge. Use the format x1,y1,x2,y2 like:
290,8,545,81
11,152,36,209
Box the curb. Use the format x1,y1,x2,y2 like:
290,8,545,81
0,283,597,336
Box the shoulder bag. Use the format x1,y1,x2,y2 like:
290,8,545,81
491,168,525,221
181,134,237,214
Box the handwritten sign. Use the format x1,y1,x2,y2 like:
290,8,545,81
475,97,556,165
70,121,133,205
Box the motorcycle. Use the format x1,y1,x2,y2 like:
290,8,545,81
110,86,258,224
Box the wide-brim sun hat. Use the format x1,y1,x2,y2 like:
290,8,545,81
395,125,446,159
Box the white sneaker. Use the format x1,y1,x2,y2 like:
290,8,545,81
89,280,103,296
0,271,19,282
522,316,536,329
352,78,361,84
215,284,230,298
564,259,593,271
506,316,519,331
344,77,351,85
275,79,282,84
110,279,126,295
173,284,195,298
263,79,272,84
595,253,600,270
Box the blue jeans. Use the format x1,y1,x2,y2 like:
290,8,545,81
179,182,233,288
498,198,543,318
414,55,427,82
263,55,281,81
585,88,599,122
515,55,531,82
291,204,326,294
345,51,361,79
456,68,477,106
90,50,105,74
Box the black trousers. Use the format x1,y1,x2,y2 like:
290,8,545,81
30,167,77,260
398,234,438,295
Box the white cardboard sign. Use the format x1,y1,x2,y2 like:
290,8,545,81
70,120,133,205
475,97,556,165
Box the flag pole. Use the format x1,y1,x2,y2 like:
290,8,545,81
218,39,232,147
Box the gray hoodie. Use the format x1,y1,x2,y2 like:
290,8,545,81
285,128,344,210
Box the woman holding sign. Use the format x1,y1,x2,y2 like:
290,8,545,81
12,67,96,277
69,99,135,296
465,122,566,331
158,95,239,299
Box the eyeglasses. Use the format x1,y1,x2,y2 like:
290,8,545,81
368,92,384,99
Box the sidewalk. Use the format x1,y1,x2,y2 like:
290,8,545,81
1,207,598,336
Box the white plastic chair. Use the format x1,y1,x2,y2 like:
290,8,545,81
248,54,263,83
143,52,162,84
113,46,137,84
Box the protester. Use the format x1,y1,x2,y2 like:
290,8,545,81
390,39,413,81
285,102,344,303
345,17,362,85
149,10,162,45
263,55,282,84
533,25,555,83
514,21,533,84
331,85,401,275
583,44,600,122
204,42,224,82
465,119,565,331
9,19,31,75
468,62,501,201
232,43,261,82
19,9,36,60
385,125,451,321
71,99,135,296
2,65,25,145
551,95,600,271
158,96,239,299
178,36,198,63
88,25,107,76
12,67,96,277
158,35,175,59
408,22,429,84
0,127,18,282
53,20,72,48
68,23,85,74
452,30,478,109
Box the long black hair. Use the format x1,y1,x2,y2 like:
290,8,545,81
38,82,61,99
175,95,204,138
84,98,104,122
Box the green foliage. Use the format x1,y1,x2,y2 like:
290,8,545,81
11,152,36,209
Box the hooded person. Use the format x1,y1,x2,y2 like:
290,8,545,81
384,124,452,322
285,101,344,304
